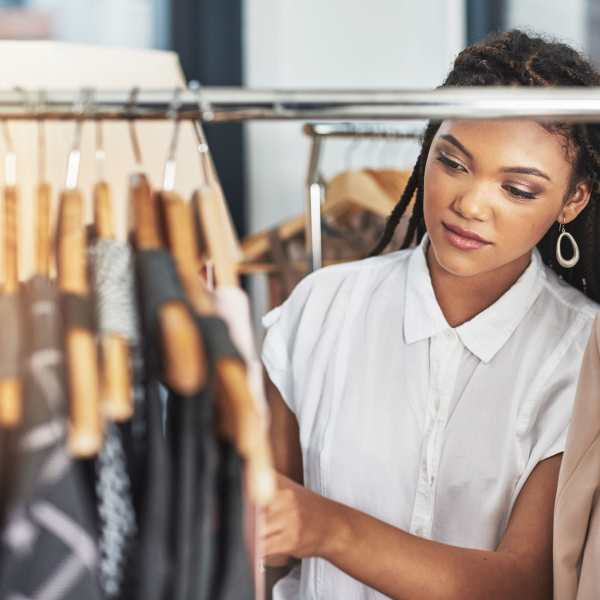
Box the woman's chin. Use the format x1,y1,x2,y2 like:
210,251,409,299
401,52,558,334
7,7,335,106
428,238,492,278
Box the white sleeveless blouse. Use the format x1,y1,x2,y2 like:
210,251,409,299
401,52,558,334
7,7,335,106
261,233,599,600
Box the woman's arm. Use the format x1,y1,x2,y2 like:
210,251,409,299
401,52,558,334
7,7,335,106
264,384,560,600
265,371,303,484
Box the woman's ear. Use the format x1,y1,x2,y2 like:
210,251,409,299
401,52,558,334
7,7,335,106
560,179,592,224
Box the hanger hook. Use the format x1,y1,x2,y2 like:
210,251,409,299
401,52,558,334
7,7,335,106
189,80,212,185
344,135,360,171
2,89,22,188
162,86,182,191
90,89,106,181
34,88,48,183
127,87,143,169
65,87,92,190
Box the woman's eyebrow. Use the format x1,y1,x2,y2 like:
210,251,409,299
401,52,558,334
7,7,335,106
439,134,473,159
499,166,551,182
440,134,552,182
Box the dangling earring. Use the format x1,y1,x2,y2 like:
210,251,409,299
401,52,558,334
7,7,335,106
556,217,580,269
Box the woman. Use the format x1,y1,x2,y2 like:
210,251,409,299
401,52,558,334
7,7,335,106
261,30,600,599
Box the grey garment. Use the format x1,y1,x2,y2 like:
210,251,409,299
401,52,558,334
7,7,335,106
0,292,23,379
90,239,140,342
0,275,103,600
89,240,140,600
95,422,137,599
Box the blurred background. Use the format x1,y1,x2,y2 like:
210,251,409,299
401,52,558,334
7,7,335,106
0,0,594,314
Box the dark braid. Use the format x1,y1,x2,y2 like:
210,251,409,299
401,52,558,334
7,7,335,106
369,153,421,256
371,29,600,303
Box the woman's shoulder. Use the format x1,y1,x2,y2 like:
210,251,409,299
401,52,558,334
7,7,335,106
265,247,413,322
261,247,414,353
539,264,600,323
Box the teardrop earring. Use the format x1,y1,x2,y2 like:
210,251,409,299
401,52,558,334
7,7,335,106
556,217,580,269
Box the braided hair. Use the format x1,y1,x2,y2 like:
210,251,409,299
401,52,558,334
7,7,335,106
370,29,600,302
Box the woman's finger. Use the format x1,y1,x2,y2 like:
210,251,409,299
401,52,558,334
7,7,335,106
263,530,292,558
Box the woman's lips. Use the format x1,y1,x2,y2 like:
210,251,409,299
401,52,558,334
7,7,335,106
442,222,491,251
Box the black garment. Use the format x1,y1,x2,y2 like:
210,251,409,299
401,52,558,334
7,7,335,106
135,249,189,377
0,276,102,600
166,315,253,600
134,380,171,600
134,249,186,600
213,441,253,600
199,317,253,600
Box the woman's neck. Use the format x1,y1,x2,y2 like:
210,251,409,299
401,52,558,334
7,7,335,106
425,242,533,328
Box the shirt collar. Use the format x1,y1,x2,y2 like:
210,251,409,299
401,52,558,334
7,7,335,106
404,233,546,363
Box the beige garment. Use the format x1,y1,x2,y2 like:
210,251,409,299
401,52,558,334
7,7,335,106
554,314,600,600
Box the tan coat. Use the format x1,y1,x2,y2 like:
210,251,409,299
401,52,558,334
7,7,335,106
554,314,600,600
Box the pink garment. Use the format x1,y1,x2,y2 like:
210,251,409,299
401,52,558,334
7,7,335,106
214,286,269,418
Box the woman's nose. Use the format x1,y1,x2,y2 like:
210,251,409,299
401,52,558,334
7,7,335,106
451,183,493,221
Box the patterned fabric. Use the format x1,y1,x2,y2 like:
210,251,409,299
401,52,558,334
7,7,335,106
90,239,139,342
0,276,103,600
90,239,140,600
95,422,137,599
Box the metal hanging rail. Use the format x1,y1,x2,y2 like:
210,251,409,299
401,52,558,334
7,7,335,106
3,86,600,121
302,124,423,270
303,123,422,139
6,84,600,271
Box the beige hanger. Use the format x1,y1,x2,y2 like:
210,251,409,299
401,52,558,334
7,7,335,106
58,100,103,458
0,122,22,428
93,118,133,423
194,182,275,507
34,99,52,278
129,89,206,396
241,168,407,262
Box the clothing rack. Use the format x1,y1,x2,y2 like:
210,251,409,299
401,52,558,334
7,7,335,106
303,124,422,270
2,86,600,121
5,84,600,271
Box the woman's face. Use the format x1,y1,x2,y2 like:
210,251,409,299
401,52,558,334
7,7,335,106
423,119,590,278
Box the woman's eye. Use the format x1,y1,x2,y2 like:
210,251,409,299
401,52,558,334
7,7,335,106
436,153,466,172
504,185,537,200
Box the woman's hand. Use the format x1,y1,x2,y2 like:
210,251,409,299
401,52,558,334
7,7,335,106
262,473,346,562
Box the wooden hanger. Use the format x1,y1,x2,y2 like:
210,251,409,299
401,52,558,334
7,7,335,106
58,110,102,457
35,116,52,277
93,119,134,422
128,92,206,395
130,175,206,395
241,168,408,262
0,126,22,429
193,183,275,506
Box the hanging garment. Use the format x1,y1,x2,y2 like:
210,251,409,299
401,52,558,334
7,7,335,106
214,286,268,417
90,237,140,600
553,314,600,600
134,248,187,600
0,290,22,526
134,380,171,600
264,208,410,308
166,314,253,600
0,288,21,526
214,285,269,600
0,275,103,600
198,316,253,600
262,232,599,600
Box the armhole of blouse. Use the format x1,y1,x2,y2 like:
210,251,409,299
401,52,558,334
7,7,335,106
262,306,295,415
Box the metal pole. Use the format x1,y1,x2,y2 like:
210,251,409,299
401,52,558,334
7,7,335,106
3,86,600,121
305,136,323,271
